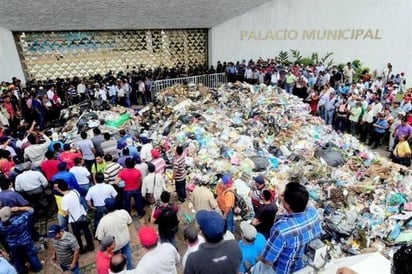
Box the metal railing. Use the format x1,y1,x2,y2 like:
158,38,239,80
152,73,227,94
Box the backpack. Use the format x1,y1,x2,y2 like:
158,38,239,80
225,190,249,220
156,204,179,237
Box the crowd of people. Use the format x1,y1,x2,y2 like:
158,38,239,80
0,57,411,274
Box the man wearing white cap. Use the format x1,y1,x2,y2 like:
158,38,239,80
238,221,266,273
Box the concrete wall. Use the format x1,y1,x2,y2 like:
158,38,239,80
0,0,271,31
0,29,25,84
210,0,412,81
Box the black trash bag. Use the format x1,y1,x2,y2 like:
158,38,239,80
287,153,301,162
178,114,193,124
268,145,282,157
314,143,346,167
249,156,269,172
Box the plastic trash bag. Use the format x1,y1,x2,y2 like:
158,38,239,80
251,261,276,274
249,156,269,172
314,143,346,167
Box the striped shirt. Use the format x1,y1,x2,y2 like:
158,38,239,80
53,231,79,268
173,155,186,181
151,158,166,175
262,206,322,274
104,162,122,185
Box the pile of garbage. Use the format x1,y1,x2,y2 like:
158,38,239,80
151,82,412,260
56,82,411,259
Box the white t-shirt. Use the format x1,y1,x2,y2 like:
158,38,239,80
95,209,132,251
76,139,95,160
135,243,180,274
69,166,91,185
62,190,87,223
182,236,205,269
140,143,153,162
85,184,117,207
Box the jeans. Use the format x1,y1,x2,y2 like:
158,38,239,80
226,209,235,233
285,84,294,94
350,121,358,135
160,234,177,249
60,262,80,274
94,206,106,232
115,242,134,270
334,115,347,132
83,159,95,173
10,242,43,274
70,220,94,250
78,184,90,210
57,213,68,231
123,189,144,216
325,109,335,125
175,179,186,202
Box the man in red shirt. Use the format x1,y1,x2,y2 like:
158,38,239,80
59,144,82,170
115,158,145,218
96,235,115,274
41,150,60,182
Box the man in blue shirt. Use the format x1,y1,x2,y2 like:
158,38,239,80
368,112,389,149
238,221,266,273
0,179,29,208
261,182,322,274
52,162,81,193
0,206,43,274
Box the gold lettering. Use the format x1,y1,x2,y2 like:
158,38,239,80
363,29,373,39
327,30,337,40
316,30,327,40
374,29,382,39
265,30,274,40
303,30,316,40
275,30,285,40
341,29,351,39
239,29,382,41
288,30,298,40
355,29,364,39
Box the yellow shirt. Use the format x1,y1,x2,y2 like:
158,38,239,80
394,141,412,158
54,195,67,216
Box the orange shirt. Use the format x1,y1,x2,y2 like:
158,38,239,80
217,184,235,211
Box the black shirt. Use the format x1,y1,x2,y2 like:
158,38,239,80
254,203,278,239
184,239,242,274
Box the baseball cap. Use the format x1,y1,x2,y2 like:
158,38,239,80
253,175,265,185
240,221,257,241
100,235,115,251
222,174,233,186
104,198,117,211
196,210,225,239
138,226,158,248
48,224,62,238
151,149,161,159
0,207,11,222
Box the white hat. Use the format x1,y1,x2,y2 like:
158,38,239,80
240,221,257,241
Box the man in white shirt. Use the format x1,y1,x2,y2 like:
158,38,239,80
15,162,49,219
58,180,94,254
23,133,51,166
141,163,166,202
139,137,153,162
135,226,180,274
69,157,91,194
77,80,86,101
371,97,383,117
86,173,117,232
75,131,95,171
96,198,134,270
182,226,205,269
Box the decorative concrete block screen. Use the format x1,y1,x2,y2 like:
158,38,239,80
15,29,207,80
